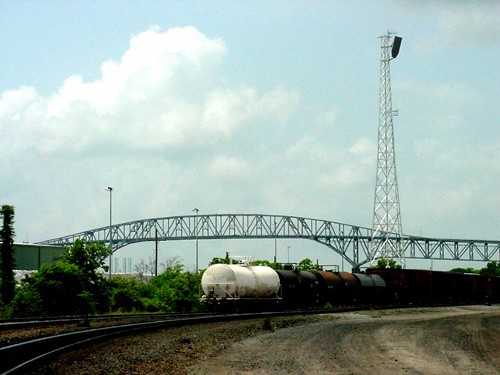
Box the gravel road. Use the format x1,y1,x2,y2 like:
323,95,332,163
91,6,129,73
196,305,499,375
31,305,499,375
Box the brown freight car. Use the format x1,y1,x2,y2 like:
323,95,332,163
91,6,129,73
366,268,499,306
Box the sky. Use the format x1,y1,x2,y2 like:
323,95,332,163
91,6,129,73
1,1,498,272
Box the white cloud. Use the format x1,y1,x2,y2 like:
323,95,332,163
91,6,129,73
397,80,483,131
315,106,341,125
404,3,499,56
0,26,302,158
284,136,374,190
349,137,374,161
439,4,500,45
206,156,250,180
0,86,38,119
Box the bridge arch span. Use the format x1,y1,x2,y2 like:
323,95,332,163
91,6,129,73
37,213,500,271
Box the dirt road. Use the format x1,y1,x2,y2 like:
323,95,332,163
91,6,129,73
194,306,499,375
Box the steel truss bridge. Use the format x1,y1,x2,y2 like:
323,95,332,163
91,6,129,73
37,214,499,271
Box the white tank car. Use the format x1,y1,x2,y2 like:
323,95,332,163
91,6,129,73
201,264,280,300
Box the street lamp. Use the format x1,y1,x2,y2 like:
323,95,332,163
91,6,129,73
106,186,113,278
193,208,199,272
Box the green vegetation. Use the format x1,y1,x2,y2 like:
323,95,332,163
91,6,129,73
297,258,322,270
449,267,479,274
1,205,16,305
480,261,500,276
209,252,231,265
9,240,111,317
11,261,94,316
3,240,203,317
369,258,402,269
451,261,500,277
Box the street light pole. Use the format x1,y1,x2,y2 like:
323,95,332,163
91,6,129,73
106,186,113,278
154,227,158,277
274,221,277,263
193,208,199,272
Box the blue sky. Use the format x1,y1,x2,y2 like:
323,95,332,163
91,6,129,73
1,1,498,271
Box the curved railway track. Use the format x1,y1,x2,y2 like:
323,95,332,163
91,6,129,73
0,309,327,375
0,312,207,330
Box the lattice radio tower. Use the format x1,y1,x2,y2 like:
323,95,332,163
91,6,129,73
371,32,405,267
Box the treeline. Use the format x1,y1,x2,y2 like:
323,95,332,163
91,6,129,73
450,262,500,276
1,239,203,318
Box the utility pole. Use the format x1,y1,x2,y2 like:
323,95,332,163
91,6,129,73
274,221,277,263
155,227,158,276
371,32,405,267
193,208,199,272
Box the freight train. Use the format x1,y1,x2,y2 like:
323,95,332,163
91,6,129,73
201,263,500,310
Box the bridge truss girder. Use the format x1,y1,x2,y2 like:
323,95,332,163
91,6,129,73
37,214,499,271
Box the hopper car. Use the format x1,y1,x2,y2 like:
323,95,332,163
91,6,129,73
201,263,499,310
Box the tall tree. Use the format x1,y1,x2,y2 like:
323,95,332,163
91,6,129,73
0,205,16,304
59,239,111,284
370,258,402,269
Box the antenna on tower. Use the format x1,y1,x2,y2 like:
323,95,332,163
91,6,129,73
371,32,405,267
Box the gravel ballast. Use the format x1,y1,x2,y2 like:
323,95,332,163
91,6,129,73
18,305,500,375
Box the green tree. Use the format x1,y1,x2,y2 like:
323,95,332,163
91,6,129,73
449,267,479,274
10,262,90,317
209,252,231,265
370,258,402,269
298,258,322,270
10,240,113,317
59,239,111,283
480,261,500,276
59,239,112,312
1,205,16,304
106,276,144,312
149,258,203,312
251,259,273,267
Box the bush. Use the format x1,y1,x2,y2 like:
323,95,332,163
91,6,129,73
10,262,91,317
107,276,144,312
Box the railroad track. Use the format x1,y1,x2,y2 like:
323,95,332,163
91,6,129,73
0,309,323,375
0,312,206,330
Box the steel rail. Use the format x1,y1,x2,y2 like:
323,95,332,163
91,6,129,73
0,312,209,331
0,310,322,374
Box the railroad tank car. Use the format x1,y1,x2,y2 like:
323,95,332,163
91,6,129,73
337,272,359,304
308,271,360,306
201,264,280,303
308,270,345,306
352,273,387,304
274,269,319,307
